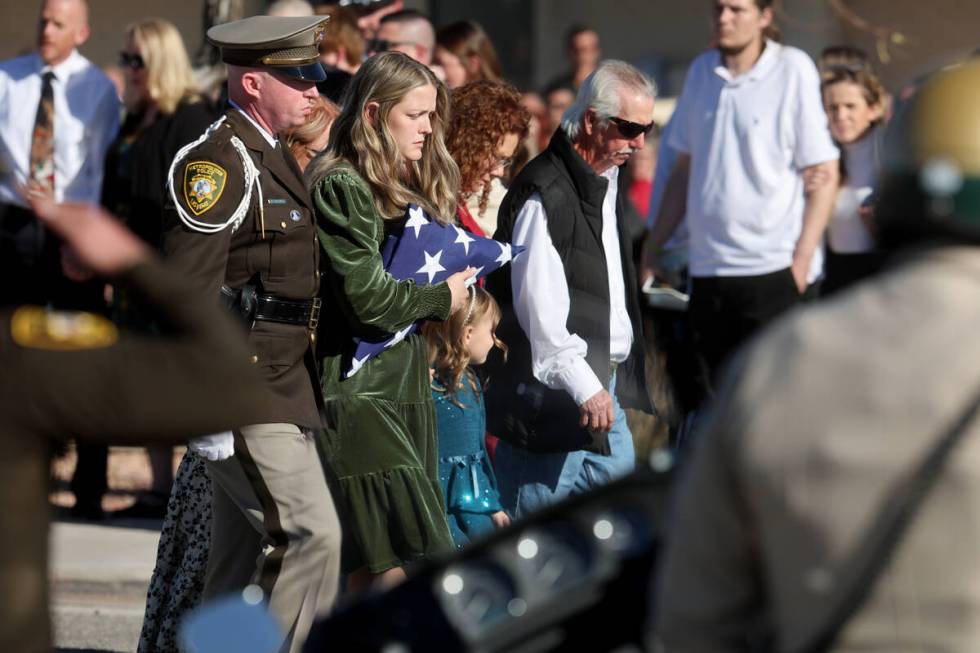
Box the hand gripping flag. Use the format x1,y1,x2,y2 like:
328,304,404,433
345,204,524,377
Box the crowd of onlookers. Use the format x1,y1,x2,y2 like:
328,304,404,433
4,0,962,650
20,0,650,524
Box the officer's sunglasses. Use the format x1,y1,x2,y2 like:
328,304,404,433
608,116,655,140
119,52,145,70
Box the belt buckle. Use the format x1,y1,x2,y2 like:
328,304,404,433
308,297,321,330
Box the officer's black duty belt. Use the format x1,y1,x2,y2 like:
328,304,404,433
220,285,321,330
254,295,321,329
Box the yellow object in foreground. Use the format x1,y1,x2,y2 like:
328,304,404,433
11,306,118,350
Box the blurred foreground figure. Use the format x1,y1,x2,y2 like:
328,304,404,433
0,199,265,653
654,58,980,652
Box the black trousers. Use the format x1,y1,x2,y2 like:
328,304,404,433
689,267,802,395
822,248,883,297
69,444,109,511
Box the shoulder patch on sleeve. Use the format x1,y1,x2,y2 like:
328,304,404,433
11,307,118,351
167,116,255,234
184,161,228,216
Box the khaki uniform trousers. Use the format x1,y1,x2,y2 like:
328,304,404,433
204,423,341,653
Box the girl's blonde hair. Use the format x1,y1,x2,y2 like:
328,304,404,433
306,52,460,223
283,95,340,160
423,284,506,406
126,18,200,115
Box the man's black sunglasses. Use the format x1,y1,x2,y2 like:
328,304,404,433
608,116,655,139
119,52,145,70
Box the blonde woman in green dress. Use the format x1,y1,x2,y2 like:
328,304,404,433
306,52,475,591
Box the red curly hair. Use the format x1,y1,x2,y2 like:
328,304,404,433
447,80,530,216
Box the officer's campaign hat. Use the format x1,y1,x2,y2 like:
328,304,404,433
207,16,328,82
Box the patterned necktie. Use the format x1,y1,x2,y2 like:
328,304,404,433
30,70,56,195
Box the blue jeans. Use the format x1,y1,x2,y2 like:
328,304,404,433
494,373,636,519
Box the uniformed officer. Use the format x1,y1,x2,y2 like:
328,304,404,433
653,58,980,651
0,198,267,653
160,16,341,653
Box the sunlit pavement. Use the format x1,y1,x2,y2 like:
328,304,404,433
50,514,161,652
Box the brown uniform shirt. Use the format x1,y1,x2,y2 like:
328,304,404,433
162,109,322,428
655,247,980,651
0,259,267,653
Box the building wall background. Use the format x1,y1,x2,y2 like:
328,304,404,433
0,0,263,72
0,1,977,96
428,0,979,94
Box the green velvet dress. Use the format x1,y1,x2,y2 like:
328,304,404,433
312,164,454,573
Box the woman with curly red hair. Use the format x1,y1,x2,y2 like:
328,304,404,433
447,80,530,236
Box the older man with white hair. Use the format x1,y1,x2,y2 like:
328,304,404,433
487,60,657,517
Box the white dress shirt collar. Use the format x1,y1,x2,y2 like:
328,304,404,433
713,39,781,84
229,100,278,148
37,49,85,81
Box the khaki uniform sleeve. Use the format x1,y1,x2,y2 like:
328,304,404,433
162,137,248,297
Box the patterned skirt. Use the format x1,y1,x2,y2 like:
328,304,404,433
138,451,211,653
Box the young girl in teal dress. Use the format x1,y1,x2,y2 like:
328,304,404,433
424,284,510,547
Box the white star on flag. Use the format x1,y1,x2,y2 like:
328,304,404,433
405,206,429,238
452,224,474,255
345,354,369,378
495,242,513,266
417,249,446,283
384,324,414,349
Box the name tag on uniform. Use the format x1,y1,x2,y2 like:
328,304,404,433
266,198,288,205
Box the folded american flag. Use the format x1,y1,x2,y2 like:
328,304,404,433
345,204,524,378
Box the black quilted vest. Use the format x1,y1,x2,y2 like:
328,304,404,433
485,130,654,453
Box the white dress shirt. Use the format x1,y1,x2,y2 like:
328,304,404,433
228,100,278,147
511,165,633,406
0,50,120,205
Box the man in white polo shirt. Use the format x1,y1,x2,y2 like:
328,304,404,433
644,0,839,395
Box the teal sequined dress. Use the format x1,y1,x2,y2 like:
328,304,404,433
432,374,504,547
